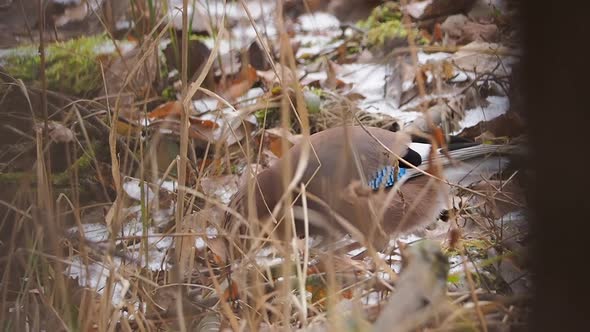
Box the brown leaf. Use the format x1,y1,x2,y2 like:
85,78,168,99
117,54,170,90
452,41,517,76
219,65,258,101
148,119,215,149
442,60,455,80
264,128,301,158
462,21,499,43
206,237,228,265
433,22,443,42
337,43,347,63
257,63,300,89
441,14,469,40
149,101,219,128
247,40,270,70
343,91,366,101
114,118,142,137
458,112,525,140
222,279,239,302
148,101,182,120
324,60,348,90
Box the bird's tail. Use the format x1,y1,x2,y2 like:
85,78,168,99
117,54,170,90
406,144,519,186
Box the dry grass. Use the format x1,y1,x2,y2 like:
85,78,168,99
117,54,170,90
0,0,528,331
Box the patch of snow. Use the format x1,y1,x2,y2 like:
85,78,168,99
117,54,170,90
377,271,393,281
67,223,109,242
193,98,219,114
362,99,423,124
152,204,175,226
232,24,278,46
295,35,336,58
298,12,341,31
206,227,218,238
195,237,206,250
123,178,156,202
449,71,472,83
337,63,425,124
200,38,233,56
456,96,509,133
154,236,174,250
160,180,177,192
66,256,127,306
364,291,384,306
238,87,265,106
417,51,452,63
256,256,284,267
406,0,430,19
448,255,465,275
397,233,424,244
93,40,136,55
340,63,387,98
499,210,526,222
347,247,366,257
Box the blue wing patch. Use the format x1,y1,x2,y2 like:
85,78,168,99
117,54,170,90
369,166,407,191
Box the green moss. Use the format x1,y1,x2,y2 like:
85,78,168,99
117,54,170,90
0,172,31,183
255,107,281,128
0,146,97,186
347,44,361,54
357,1,428,47
358,2,403,30
52,170,71,186
76,151,94,170
161,86,176,101
2,35,110,96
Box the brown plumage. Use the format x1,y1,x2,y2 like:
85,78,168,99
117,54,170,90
224,126,452,255
223,125,517,259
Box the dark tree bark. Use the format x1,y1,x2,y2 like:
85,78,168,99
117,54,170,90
523,1,590,330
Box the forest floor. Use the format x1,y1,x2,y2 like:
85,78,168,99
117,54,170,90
0,0,528,330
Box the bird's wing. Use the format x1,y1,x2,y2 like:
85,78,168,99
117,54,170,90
405,144,518,185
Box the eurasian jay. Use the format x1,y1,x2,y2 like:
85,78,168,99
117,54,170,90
224,126,512,255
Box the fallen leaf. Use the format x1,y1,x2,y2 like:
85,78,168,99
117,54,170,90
219,65,258,101
257,63,301,89
452,41,518,76
206,237,228,265
441,14,469,40
163,34,211,83
113,117,143,137
148,101,182,120
148,101,219,128
324,60,348,90
148,119,215,149
337,43,347,63
247,40,271,70
462,21,499,43
442,60,455,80
458,111,525,140
222,279,239,302
433,22,443,42
264,128,301,157
268,136,285,158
